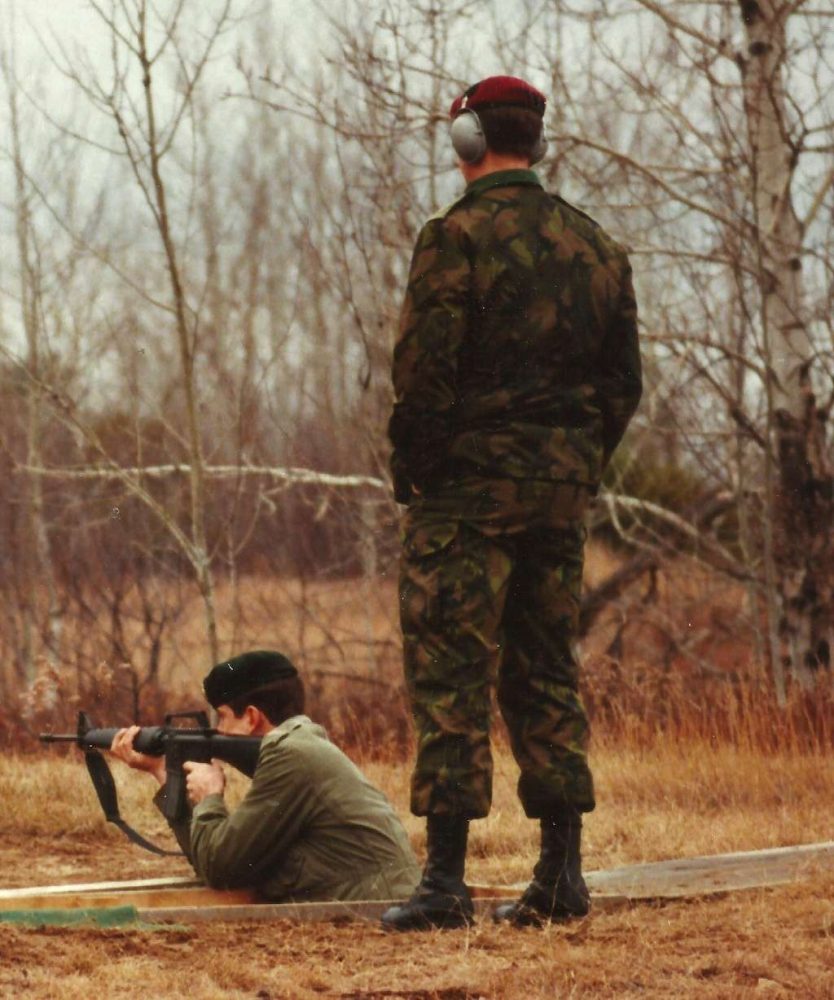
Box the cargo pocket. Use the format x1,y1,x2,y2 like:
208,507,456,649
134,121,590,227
400,517,461,634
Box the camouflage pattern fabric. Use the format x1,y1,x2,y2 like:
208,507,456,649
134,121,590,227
389,168,641,820
388,169,641,500
400,478,595,818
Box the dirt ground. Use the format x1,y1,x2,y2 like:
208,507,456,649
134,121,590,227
2,833,834,1000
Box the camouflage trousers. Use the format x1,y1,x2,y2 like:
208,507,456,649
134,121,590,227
399,477,595,820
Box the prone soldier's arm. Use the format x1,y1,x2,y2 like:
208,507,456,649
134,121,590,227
188,737,312,889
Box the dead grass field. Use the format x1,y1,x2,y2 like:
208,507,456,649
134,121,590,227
7,544,787,756
2,737,834,999
3,557,834,997
2,880,833,1000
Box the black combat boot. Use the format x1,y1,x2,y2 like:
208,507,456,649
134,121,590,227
381,814,474,931
493,807,590,926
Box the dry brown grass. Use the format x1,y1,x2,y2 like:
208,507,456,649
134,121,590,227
2,737,834,998
4,556,834,996
2,879,834,999
5,736,834,881
12,545,833,760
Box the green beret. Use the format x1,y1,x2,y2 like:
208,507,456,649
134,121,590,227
203,650,298,708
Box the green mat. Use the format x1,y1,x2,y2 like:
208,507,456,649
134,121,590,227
0,905,139,928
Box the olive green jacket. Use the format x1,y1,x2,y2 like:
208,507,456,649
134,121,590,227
156,716,420,902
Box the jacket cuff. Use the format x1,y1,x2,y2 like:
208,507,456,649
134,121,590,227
192,793,228,821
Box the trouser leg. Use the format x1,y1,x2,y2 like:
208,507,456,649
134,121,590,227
496,522,595,816
399,519,512,819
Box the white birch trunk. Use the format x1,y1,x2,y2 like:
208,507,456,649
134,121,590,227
738,0,833,687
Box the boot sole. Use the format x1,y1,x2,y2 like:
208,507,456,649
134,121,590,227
493,904,590,927
381,909,475,932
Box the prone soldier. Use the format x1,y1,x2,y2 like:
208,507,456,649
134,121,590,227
111,649,421,903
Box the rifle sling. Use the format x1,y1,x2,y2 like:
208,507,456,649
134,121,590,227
84,750,183,858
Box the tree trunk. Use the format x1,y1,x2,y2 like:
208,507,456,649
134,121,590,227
738,0,833,686
6,43,61,683
136,1,218,663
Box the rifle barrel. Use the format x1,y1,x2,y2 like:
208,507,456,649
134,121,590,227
38,734,80,743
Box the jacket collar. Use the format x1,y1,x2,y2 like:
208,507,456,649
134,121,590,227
465,168,541,198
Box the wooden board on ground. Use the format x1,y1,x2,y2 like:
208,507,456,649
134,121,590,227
584,841,834,900
3,841,833,924
0,881,256,912
139,896,523,925
0,878,511,913
0,876,202,906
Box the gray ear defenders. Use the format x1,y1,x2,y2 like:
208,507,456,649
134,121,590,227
450,109,487,163
450,107,548,165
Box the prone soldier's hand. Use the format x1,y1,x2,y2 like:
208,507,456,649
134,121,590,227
183,759,225,806
110,725,166,785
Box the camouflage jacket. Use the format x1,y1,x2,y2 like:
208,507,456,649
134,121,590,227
388,169,642,502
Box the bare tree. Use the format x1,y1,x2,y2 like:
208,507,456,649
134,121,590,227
1,34,61,683
41,0,249,662
3,0,831,730
735,0,833,689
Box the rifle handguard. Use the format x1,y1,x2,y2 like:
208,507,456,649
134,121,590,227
39,711,263,854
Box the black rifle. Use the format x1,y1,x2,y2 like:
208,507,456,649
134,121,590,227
40,710,261,855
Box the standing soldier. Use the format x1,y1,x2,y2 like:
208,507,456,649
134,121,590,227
381,76,642,931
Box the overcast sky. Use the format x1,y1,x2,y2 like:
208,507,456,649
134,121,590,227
10,0,545,108
9,1,316,96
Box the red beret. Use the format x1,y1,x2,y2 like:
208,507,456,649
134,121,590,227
449,76,546,119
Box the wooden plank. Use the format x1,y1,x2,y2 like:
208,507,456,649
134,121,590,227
0,875,518,913
0,883,516,915
139,893,630,925
0,876,200,902
0,884,256,913
139,896,519,925
467,883,521,899
136,841,834,924
4,842,833,923
584,840,834,899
